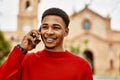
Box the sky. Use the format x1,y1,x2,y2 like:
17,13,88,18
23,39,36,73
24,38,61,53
0,0,120,31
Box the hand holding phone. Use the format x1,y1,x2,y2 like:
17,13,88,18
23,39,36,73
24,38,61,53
20,30,41,51
31,33,41,46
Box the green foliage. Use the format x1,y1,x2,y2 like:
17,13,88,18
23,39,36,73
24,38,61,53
69,45,80,55
0,31,11,64
0,31,4,40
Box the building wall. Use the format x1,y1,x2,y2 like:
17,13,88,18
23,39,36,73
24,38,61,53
65,6,120,76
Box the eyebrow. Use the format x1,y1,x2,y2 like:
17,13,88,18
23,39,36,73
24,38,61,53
53,24,61,27
41,23,48,26
41,23,62,27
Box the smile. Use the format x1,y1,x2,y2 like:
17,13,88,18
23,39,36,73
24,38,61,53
44,37,57,43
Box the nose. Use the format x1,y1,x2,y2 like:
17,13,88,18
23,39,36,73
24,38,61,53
46,28,54,35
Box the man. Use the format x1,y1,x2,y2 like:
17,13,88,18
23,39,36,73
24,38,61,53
0,8,93,80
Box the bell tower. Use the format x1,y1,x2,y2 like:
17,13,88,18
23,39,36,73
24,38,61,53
17,0,39,40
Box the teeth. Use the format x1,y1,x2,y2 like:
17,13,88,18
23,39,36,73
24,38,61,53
46,38,54,42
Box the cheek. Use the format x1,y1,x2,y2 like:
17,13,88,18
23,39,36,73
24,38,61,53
57,32,65,39
60,31,67,37
40,31,45,37
41,30,44,34
40,32,44,40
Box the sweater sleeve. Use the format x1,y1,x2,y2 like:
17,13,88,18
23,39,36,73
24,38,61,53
0,46,26,80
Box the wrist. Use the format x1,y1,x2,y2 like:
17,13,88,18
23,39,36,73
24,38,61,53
17,44,28,54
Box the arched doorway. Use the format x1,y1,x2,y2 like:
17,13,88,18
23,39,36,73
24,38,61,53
83,50,94,74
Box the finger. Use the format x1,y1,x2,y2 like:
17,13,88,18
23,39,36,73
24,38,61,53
23,30,41,49
29,30,41,38
26,35,35,45
34,37,41,44
20,35,34,50
26,35,37,49
27,33,41,46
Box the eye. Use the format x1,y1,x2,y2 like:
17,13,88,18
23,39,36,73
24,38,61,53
53,24,61,30
41,25,48,30
54,26,61,30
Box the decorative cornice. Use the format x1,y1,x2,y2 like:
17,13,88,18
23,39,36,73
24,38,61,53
71,32,120,44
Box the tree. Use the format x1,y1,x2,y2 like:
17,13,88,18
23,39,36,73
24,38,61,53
0,31,11,65
69,45,80,55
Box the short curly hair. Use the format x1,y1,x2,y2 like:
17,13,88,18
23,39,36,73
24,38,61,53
41,8,70,27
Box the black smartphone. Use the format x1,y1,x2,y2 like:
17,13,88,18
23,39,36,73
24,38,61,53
34,27,41,44
31,28,41,48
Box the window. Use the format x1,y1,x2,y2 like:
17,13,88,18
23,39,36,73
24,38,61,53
83,19,91,30
26,1,32,12
26,1,30,9
23,25,31,33
110,60,114,70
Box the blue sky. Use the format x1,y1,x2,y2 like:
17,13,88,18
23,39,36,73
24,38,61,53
0,0,120,31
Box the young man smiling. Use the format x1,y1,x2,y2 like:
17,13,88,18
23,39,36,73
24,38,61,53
41,15,68,51
0,8,93,80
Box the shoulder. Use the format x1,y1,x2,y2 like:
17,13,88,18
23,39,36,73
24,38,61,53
66,50,90,67
22,50,43,63
66,51,92,73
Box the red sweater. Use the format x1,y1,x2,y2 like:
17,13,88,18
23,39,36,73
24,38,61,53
0,46,93,80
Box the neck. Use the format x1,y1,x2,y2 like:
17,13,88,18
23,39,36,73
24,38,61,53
43,49,68,58
45,46,65,52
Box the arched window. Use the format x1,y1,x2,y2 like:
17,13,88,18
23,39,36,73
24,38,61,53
26,1,30,9
83,19,91,30
26,1,32,12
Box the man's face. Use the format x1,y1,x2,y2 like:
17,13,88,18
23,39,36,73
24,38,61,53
41,15,69,51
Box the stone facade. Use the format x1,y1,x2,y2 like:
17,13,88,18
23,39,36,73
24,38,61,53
64,6,120,76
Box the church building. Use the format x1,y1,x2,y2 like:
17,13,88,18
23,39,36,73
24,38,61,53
65,6,120,76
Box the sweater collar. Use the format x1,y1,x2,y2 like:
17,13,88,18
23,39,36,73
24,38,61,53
42,49,68,58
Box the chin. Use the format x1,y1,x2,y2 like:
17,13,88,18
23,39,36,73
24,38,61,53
45,45,55,49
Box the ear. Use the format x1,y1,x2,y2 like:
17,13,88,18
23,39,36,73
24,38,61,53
64,28,69,37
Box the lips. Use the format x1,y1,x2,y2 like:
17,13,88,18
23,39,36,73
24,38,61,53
44,36,57,43
46,38,54,42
